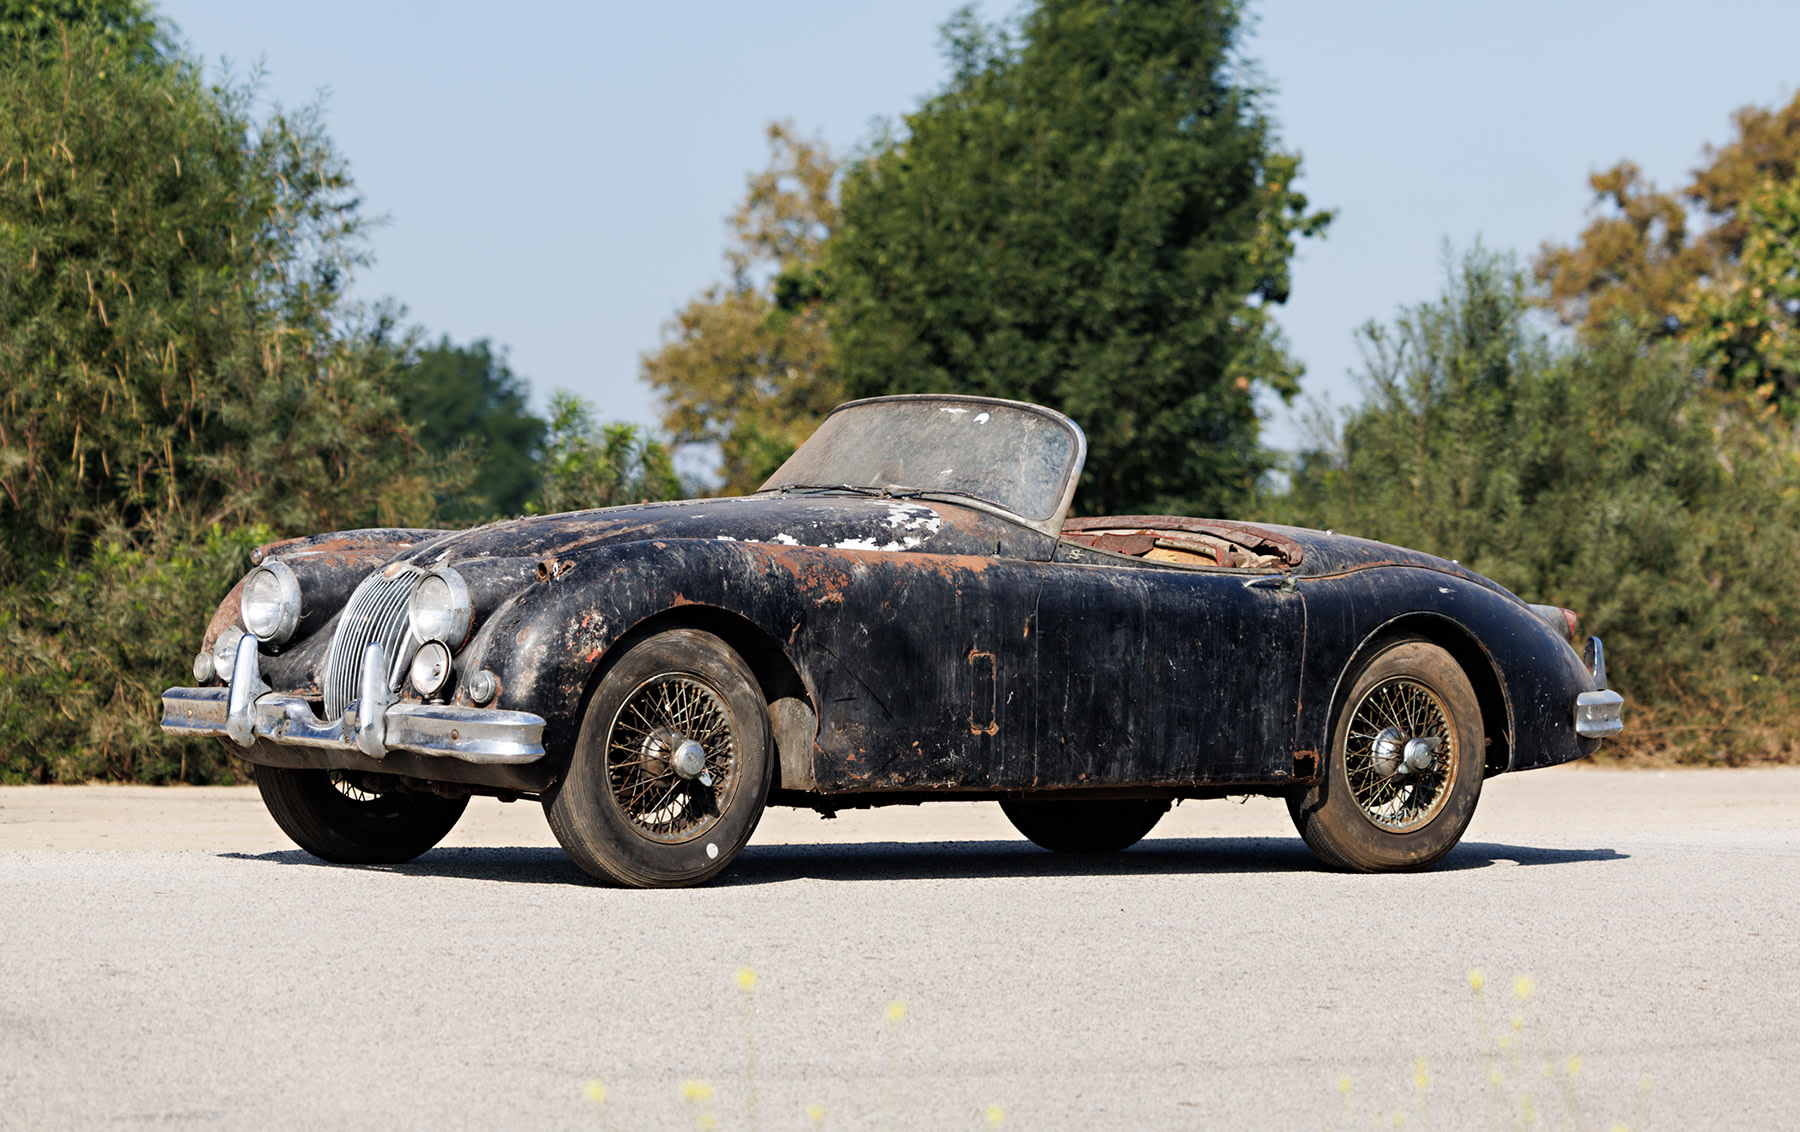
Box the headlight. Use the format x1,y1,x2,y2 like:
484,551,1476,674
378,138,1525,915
408,567,472,646
240,560,301,643
212,625,247,682
409,640,453,697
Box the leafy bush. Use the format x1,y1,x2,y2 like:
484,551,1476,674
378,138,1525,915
0,526,265,782
1274,249,1800,763
0,16,440,780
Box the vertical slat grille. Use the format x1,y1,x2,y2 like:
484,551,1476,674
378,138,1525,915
323,566,422,718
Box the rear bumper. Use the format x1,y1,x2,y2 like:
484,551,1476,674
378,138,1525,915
1574,690,1624,738
1573,635,1623,738
161,633,545,765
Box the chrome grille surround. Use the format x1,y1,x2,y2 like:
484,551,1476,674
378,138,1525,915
323,565,422,718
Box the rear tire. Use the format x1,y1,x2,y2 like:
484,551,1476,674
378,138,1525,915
546,629,773,887
253,765,468,864
1288,639,1484,872
999,798,1170,853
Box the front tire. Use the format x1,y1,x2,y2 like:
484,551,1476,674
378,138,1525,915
253,765,468,864
1288,639,1484,872
1000,798,1170,853
546,629,773,887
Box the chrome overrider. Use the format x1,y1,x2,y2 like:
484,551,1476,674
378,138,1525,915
1573,636,1624,739
160,633,546,764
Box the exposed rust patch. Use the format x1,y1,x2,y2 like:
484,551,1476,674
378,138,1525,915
968,649,998,736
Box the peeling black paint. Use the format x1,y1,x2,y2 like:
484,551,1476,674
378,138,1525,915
208,494,1603,799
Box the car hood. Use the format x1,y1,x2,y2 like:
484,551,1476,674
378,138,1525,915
381,493,996,569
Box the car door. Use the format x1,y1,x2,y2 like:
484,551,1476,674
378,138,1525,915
1028,550,1307,787
796,549,1045,793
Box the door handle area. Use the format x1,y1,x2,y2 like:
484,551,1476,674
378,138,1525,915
1243,574,1297,592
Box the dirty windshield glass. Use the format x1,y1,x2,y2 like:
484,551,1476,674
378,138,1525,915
760,400,1080,521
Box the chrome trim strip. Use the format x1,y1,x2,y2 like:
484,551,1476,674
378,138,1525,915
1575,689,1624,738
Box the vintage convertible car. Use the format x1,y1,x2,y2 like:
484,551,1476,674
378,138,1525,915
162,394,1623,885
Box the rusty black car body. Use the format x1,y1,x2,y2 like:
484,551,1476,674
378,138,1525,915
162,395,1622,885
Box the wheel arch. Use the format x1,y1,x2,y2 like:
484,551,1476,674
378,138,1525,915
567,603,819,793
1331,613,1514,777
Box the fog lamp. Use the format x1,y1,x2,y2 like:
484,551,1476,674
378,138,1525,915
410,639,453,697
211,625,247,682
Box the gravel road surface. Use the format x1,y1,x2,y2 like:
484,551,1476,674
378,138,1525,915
1,766,1794,1130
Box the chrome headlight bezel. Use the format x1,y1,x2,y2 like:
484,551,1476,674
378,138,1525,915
408,567,472,647
240,560,302,644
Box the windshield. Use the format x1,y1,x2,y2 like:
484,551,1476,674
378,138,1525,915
760,397,1083,522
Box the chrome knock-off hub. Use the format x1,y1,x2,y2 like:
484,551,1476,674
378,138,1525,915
1369,727,1441,779
671,738,707,781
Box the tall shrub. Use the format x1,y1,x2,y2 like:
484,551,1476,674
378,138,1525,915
1278,249,1800,763
0,20,436,780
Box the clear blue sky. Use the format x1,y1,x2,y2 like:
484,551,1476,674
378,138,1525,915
159,1,1800,453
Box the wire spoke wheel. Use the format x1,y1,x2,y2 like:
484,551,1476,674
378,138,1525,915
327,770,384,804
606,674,738,842
547,628,774,887
1287,639,1484,873
1342,677,1457,832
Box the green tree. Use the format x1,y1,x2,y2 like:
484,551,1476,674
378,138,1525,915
393,337,547,521
537,391,681,514
1279,248,1800,763
0,17,439,781
825,1,1329,517
643,122,842,495
0,0,162,62
1683,176,1800,405
1536,93,1800,411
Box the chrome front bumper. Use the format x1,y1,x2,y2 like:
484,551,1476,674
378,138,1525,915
161,634,545,765
1573,636,1624,738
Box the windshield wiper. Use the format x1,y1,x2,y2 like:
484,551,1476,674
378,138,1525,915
764,483,887,497
882,486,987,504
765,483,1005,510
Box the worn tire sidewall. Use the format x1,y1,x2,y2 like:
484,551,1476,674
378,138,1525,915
253,764,469,864
1296,639,1484,872
550,629,772,887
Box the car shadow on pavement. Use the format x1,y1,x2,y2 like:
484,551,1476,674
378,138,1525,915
716,837,1627,885
219,838,1625,887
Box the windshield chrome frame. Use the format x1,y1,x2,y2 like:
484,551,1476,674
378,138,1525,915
758,394,1088,537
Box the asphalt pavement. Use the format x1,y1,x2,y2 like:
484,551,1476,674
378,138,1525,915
0,766,1794,1130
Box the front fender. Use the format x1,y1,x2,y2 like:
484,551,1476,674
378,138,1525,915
452,539,827,768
